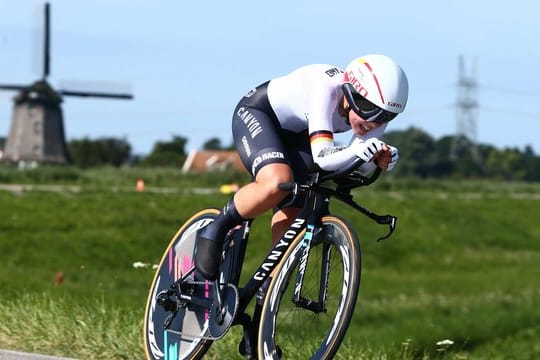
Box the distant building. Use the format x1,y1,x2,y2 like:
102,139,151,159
182,150,246,173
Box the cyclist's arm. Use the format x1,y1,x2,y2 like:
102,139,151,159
310,133,380,176
309,131,358,171
305,78,359,171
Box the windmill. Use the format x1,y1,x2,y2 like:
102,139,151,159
0,2,133,165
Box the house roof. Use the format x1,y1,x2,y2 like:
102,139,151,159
182,150,246,173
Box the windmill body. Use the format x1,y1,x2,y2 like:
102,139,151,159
4,81,69,163
0,3,132,165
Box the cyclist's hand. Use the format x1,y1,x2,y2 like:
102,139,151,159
352,138,386,163
374,145,399,171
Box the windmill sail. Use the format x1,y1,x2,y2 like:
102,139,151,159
43,2,50,80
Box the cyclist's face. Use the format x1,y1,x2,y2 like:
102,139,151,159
347,108,384,136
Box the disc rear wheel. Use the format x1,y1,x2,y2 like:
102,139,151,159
143,209,219,360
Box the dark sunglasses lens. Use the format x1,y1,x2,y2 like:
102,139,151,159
352,93,378,112
352,94,397,123
374,111,398,123
343,84,399,123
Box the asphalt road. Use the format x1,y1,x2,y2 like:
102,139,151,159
0,350,75,360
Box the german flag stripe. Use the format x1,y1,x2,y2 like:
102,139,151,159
310,130,333,145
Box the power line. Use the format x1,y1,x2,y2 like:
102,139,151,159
478,84,540,99
479,106,540,119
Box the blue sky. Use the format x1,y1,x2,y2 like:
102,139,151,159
1,0,539,155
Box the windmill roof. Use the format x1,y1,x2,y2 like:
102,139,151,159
14,80,62,105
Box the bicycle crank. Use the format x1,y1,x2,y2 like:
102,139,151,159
208,283,239,339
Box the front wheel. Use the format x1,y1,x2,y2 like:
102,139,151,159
258,215,361,359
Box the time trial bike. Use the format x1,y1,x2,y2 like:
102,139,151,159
143,158,397,359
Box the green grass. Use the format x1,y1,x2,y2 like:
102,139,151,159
1,168,540,359
0,294,142,359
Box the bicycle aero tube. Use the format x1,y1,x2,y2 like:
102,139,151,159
278,158,397,242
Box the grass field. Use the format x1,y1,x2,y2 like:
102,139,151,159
0,167,539,359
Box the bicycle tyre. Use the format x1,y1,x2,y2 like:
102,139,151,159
143,208,219,360
258,215,361,359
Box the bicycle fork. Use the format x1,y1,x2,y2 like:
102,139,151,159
292,224,329,314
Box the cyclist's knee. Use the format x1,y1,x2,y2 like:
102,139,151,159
256,163,293,200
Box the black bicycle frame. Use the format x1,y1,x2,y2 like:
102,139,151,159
223,166,397,317
164,168,396,322
232,184,331,315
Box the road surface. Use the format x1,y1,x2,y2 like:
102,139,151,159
0,350,75,360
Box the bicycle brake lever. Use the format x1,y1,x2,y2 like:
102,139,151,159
336,195,398,242
376,215,397,242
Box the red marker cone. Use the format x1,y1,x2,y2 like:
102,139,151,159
136,178,145,192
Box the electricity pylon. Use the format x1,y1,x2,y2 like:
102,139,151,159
451,55,481,163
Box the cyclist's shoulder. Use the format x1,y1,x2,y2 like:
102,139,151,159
274,64,343,80
268,64,343,101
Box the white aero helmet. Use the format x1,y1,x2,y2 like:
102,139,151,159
342,54,408,123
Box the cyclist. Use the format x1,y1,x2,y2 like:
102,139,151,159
195,54,409,282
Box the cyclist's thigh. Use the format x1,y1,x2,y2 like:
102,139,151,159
232,81,315,181
232,108,289,178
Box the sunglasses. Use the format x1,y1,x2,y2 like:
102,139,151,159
341,83,398,124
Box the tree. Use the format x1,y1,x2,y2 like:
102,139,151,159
68,137,131,168
140,135,188,167
449,135,485,178
485,147,526,180
523,145,540,181
203,137,224,150
202,137,235,150
432,136,455,177
383,127,436,177
376,127,540,181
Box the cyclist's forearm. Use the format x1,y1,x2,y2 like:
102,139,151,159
313,145,357,171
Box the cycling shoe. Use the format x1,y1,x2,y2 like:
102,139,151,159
194,229,223,281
